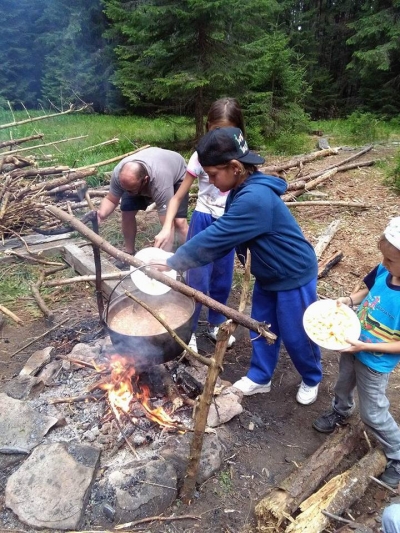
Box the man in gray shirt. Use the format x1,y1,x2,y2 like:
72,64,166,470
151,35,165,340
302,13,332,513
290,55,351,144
97,147,189,258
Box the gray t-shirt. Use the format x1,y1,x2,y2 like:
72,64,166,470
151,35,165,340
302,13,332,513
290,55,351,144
109,147,187,214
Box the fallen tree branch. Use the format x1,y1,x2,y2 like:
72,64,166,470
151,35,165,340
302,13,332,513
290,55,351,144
313,220,342,259
10,317,70,358
262,148,339,174
74,145,151,171
285,200,368,208
0,104,89,131
318,250,343,278
1,136,88,157
43,271,130,287
0,134,44,149
0,304,23,325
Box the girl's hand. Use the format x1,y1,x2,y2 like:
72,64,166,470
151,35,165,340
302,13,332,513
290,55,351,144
154,228,173,249
336,297,349,307
148,258,172,272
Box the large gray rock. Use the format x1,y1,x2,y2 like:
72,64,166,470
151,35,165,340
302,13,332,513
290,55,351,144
0,393,58,452
5,442,100,530
101,457,177,523
159,432,223,484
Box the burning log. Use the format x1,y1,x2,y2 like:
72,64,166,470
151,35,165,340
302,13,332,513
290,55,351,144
285,447,386,533
255,418,364,531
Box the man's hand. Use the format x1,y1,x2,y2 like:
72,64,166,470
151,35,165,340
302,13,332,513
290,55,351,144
154,228,173,249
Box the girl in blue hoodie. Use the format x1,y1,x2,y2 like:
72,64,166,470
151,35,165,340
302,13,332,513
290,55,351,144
162,127,322,405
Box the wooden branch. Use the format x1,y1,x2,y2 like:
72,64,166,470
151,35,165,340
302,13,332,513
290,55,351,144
74,145,151,171
0,134,44,149
0,104,89,131
79,137,119,152
1,136,88,157
181,254,252,503
285,447,386,533
282,168,339,201
285,200,368,208
262,148,339,174
288,158,375,190
44,204,277,341
31,271,54,320
256,418,364,530
9,165,69,179
10,317,70,358
0,304,23,325
43,271,130,287
27,168,97,193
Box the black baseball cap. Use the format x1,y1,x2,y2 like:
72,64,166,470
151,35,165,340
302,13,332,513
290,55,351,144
197,127,265,167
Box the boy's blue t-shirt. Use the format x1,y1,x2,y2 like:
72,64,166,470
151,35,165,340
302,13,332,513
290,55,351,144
356,264,400,372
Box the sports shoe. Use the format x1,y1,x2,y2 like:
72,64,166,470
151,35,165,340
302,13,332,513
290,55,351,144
187,333,198,353
296,381,319,405
232,376,271,396
206,325,235,348
312,409,348,433
380,460,400,488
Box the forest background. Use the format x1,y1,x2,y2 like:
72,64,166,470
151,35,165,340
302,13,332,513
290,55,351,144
2,0,400,146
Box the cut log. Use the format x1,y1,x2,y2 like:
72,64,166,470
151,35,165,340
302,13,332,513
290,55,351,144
0,134,43,149
285,447,386,533
255,418,364,530
313,220,341,259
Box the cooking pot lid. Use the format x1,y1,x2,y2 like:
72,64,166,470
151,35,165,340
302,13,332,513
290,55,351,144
130,247,177,295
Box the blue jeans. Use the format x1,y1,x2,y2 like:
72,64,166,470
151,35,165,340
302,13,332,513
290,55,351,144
186,211,235,331
383,504,400,533
247,279,322,386
333,353,400,460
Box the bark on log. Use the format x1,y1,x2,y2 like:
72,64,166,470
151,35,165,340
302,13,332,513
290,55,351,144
27,169,97,193
255,418,364,530
282,168,339,201
285,447,386,533
44,205,276,342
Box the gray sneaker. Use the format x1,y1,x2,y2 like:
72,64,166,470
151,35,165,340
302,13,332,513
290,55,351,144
380,460,400,488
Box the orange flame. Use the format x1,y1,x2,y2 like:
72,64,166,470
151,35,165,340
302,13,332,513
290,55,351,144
100,355,179,428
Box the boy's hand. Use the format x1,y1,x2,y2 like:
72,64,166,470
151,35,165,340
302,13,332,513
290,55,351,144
148,258,172,272
340,338,365,353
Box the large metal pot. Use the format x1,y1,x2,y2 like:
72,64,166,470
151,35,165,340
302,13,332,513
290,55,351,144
104,289,195,372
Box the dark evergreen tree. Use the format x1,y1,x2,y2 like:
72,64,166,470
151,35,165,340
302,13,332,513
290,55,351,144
347,0,400,115
103,0,309,137
38,0,119,112
0,0,47,108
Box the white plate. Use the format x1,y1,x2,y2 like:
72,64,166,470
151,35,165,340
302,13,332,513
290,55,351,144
303,299,361,350
130,247,176,295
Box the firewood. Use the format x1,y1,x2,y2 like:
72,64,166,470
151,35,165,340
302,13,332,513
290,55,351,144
318,250,343,278
285,447,386,533
262,147,339,174
314,220,341,259
282,168,339,201
255,418,364,530
9,165,69,179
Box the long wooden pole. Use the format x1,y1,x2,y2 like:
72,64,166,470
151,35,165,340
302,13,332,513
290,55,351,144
44,205,276,342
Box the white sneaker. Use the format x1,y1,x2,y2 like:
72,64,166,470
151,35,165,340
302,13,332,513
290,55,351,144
232,376,271,396
207,325,236,348
296,381,319,405
187,333,198,353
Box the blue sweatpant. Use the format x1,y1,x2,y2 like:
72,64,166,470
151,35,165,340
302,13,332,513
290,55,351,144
248,279,322,387
186,210,235,331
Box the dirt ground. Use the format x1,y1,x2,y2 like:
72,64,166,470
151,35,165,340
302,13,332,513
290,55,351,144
1,141,400,533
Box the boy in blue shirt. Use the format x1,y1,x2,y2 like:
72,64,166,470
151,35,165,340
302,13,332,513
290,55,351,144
313,216,400,487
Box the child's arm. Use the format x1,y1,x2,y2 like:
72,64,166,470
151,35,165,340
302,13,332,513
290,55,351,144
337,287,369,308
341,339,400,355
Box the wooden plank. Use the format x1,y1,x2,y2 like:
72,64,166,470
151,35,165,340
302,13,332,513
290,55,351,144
62,243,133,298
0,232,76,251
0,239,84,265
